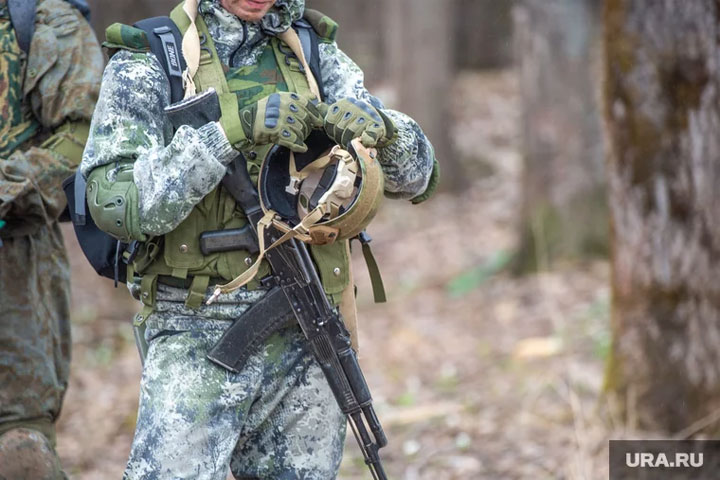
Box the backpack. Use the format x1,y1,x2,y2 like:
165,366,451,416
62,13,325,285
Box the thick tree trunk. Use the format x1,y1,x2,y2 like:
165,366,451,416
604,0,720,432
514,0,606,271
389,0,466,191
455,0,513,70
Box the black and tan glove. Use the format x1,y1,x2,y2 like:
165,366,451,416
321,98,396,149
239,92,323,153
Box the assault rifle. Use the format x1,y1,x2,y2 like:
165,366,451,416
208,154,388,479
166,89,389,479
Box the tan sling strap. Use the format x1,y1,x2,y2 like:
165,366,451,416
180,0,200,97
207,147,357,304
278,28,321,101
207,196,330,305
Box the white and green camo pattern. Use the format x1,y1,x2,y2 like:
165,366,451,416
124,289,346,480
80,0,434,237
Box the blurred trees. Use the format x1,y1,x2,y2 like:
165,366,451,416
513,0,606,271
455,0,513,70
87,0,178,35
604,0,720,432
385,0,464,189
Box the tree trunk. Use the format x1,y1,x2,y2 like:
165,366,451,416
305,0,384,84
514,0,606,271
390,0,466,191
87,0,179,37
605,0,720,432
455,0,513,70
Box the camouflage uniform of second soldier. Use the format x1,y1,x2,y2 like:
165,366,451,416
80,0,437,478
0,0,103,478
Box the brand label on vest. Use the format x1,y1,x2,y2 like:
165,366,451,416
154,26,182,78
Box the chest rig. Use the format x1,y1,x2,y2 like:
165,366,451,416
133,4,352,314
0,1,39,158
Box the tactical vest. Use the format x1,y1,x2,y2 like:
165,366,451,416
113,5,351,312
0,2,39,157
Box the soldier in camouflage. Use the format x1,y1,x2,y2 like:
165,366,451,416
0,0,103,478
81,0,438,478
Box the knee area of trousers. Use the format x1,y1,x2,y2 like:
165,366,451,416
0,428,64,480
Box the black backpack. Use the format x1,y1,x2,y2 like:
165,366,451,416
63,15,324,285
62,17,187,285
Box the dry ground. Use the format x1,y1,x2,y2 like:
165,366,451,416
56,71,622,479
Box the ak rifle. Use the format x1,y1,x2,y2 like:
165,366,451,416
209,153,389,480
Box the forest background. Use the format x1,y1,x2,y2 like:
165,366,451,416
55,0,719,478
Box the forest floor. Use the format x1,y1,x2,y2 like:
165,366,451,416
57,70,624,479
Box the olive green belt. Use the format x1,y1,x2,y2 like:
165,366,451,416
157,275,226,290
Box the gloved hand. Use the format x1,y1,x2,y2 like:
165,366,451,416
239,92,323,153
320,98,396,149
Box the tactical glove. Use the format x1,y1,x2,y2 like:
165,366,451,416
240,92,323,153
321,98,396,149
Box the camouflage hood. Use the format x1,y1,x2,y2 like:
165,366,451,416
201,0,304,35
262,0,305,35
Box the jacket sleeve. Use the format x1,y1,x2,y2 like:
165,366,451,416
318,41,438,202
80,49,236,241
0,0,103,231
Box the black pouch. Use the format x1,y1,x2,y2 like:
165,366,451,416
62,170,128,283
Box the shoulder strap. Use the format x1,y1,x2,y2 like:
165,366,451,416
7,0,36,54
293,19,324,100
134,16,187,104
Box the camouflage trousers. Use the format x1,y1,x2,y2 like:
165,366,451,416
0,222,71,444
124,283,347,480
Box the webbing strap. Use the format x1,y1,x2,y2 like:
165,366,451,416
179,0,200,97
139,272,157,324
339,240,360,350
289,150,332,183
185,274,209,308
278,28,321,101
42,120,91,164
73,169,86,225
7,0,36,54
208,201,330,303
175,4,244,144
208,210,275,304
361,242,386,303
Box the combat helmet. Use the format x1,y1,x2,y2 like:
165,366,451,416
208,131,384,301
259,130,384,246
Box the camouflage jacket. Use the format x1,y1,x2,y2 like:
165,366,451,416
0,0,103,235
80,0,436,238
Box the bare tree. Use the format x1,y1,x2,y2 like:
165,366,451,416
385,0,464,191
455,0,513,70
605,0,720,432
305,0,384,84
513,0,606,271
